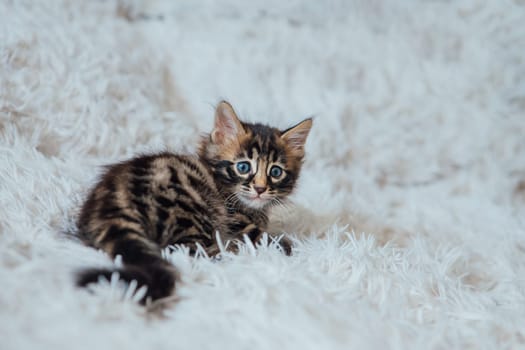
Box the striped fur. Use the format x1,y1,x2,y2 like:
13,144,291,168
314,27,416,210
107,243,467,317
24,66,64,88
76,101,312,303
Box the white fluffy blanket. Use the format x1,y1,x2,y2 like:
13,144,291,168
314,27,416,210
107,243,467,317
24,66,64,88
2,1,525,349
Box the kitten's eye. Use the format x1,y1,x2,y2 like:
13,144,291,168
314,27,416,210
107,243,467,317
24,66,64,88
270,165,283,178
236,161,251,174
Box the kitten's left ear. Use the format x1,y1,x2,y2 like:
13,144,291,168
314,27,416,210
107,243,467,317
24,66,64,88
281,118,313,157
211,101,245,144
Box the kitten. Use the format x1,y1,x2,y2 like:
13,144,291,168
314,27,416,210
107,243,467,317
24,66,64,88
76,101,312,303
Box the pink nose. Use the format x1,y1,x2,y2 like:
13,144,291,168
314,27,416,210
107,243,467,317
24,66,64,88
254,186,266,194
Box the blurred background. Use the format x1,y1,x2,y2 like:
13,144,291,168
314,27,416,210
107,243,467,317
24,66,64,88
3,0,523,240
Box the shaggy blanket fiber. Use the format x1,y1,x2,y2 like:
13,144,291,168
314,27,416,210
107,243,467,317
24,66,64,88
2,1,525,349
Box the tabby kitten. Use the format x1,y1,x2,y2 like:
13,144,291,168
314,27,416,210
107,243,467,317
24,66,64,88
76,101,312,302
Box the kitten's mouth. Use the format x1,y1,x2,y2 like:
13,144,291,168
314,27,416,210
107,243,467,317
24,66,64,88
239,193,272,209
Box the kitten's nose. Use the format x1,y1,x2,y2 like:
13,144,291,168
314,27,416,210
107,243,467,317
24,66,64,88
254,186,266,195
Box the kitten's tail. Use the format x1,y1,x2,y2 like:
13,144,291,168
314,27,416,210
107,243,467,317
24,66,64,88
76,226,178,303
76,262,177,303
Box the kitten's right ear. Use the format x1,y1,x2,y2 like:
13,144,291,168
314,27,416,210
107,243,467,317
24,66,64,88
211,101,245,144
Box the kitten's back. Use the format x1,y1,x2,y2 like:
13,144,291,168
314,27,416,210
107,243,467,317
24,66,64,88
78,152,228,251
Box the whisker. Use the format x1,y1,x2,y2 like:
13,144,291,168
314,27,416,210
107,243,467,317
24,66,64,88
271,197,293,216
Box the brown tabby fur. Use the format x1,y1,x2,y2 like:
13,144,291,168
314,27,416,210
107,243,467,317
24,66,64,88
76,101,312,303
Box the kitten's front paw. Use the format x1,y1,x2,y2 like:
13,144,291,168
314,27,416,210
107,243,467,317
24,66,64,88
276,236,293,256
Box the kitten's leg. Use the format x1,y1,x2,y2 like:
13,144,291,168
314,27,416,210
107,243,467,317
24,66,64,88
236,223,293,256
271,234,293,256
166,224,216,256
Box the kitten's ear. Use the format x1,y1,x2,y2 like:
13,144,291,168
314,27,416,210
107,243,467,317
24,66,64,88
211,101,245,144
281,118,313,157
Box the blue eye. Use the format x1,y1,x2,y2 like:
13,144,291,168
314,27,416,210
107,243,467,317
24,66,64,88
270,166,283,178
236,161,251,174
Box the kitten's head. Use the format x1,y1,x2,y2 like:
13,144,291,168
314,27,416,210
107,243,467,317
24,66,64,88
199,101,312,210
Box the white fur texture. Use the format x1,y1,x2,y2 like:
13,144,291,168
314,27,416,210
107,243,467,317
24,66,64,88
1,1,525,349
